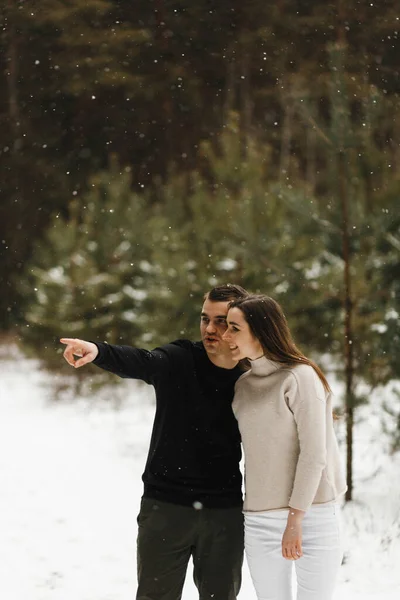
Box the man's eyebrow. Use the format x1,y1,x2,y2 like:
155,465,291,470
201,312,227,319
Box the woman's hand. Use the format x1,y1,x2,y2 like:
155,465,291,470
282,508,305,560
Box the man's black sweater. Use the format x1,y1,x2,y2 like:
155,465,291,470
93,339,243,509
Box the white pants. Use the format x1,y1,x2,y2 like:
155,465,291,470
245,504,342,600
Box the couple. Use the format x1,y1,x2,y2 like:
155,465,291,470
61,284,346,600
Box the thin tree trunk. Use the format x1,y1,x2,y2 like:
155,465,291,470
1,2,23,327
338,149,354,501
223,44,236,126
306,103,317,192
280,85,294,180
336,0,354,502
5,1,20,152
239,44,252,160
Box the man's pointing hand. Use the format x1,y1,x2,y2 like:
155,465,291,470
60,338,98,368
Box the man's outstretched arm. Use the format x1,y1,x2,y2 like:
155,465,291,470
60,338,99,368
60,337,179,383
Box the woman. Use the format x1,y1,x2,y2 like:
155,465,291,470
222,294,347,600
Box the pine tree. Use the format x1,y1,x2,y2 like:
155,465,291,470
142,115,330,347
19,158,154,371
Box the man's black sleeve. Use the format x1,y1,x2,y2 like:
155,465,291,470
92,342,173,385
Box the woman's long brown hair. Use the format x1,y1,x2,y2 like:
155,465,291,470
229,295,331,394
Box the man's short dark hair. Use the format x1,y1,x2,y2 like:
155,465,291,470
204,284,249,303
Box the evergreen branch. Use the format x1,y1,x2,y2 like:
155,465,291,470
301,112,333,147
385,233,400,252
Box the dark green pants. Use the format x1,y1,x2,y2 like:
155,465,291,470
136,497,244,600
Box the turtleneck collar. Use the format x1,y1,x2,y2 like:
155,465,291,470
249,355,282,377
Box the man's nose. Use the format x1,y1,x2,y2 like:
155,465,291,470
205,321,216,333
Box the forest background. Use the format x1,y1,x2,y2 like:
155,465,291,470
0,1,399,498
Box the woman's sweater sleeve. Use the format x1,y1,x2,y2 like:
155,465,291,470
286,366,328,511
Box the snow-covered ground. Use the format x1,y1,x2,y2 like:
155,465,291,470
0,346,399,600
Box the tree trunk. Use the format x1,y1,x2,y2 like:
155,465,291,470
223,44,236,126
338,149,354,501
280,88,294,181
306,103,317,193
5,1,20,152
239,42,252,161
335,0,354,502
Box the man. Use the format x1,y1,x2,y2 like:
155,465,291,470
61,284,248,600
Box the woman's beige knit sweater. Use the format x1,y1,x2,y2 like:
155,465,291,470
233,356,347,513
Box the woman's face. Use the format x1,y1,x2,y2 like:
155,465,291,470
223,307,264,360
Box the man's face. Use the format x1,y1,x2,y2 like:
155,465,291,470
200,299,233,358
